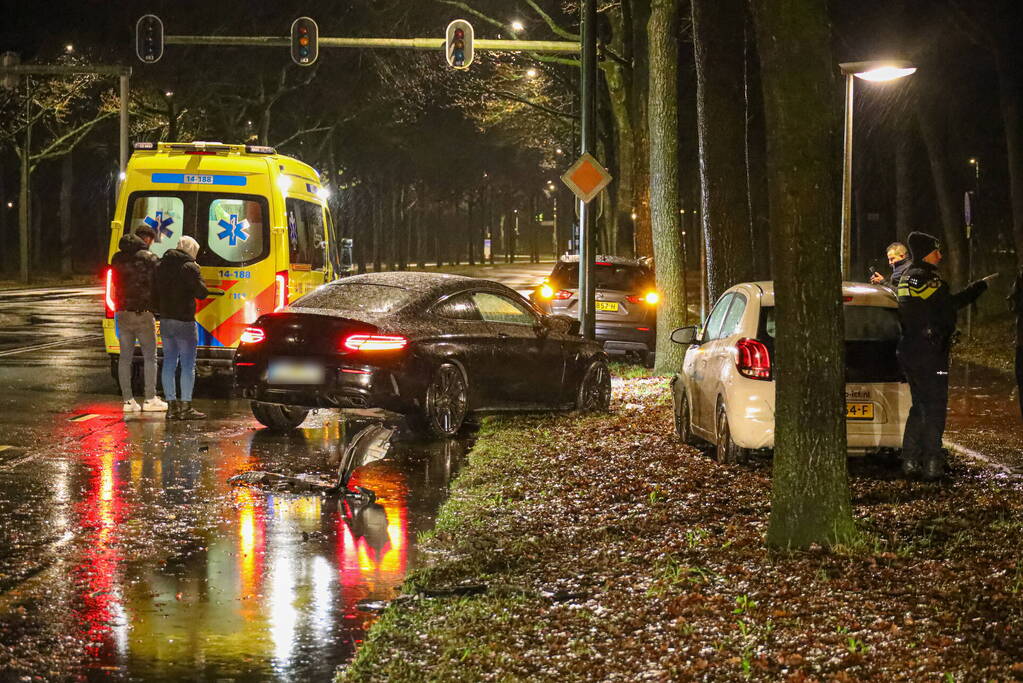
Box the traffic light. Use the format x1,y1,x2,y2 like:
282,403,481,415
290,17,319,66
445,19,474,70
135,15,164,64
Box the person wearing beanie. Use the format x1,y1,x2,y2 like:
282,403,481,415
155,235,210,420
895,231,997,480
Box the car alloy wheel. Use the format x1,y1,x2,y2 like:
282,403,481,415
715,404,747,465
577,360,612,412
424,363,468,438
250,401,310,432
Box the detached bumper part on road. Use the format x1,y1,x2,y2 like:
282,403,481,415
235,362,408,411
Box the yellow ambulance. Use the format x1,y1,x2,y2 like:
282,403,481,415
103,141,342,383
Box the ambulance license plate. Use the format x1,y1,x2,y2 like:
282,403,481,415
596,301,619,312
846,402,874,420
267,359,325,385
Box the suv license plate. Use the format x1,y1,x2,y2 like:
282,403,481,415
267,359,325,385
846,402,874,420
595,301,619,312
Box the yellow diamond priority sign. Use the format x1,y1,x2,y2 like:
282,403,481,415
561,153,612,203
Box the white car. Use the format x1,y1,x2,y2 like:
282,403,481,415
669,281,910,463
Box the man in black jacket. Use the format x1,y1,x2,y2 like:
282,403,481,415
111,226,166,413
155,236,209,420
871,242,911,288
896,231,995,480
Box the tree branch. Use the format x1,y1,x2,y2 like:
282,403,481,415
524,0,580,40
483,89,578,120
30,110,117,170
435,0,507,31
273,125,333,148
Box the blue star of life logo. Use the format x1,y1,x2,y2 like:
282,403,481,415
217,214,250,247
144,211,175,241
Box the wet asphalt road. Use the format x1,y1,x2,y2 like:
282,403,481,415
0,264,549,681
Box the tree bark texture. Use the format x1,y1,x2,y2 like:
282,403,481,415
648,0,687,374
61,152,73,276
751,0,855,549
915,94,968,287
692,0,757,301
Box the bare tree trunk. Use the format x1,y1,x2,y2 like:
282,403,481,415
692,0,757,301
648,0,686,374
895,125,912,239
60,152,73,276
916,96,968,287
752,0,854,549
997,53,1023,266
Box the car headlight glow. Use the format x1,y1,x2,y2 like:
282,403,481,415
644,291,660,305
540,284,554,299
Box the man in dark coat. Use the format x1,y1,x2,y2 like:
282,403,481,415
896,231,994,480
1009,267,1023,420
111,225,166,413
871,241,911,288
155,236,209,420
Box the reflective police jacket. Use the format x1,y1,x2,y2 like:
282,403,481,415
896,261,987,352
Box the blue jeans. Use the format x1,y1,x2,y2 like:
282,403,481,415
161,319,198,401
115,311,157,402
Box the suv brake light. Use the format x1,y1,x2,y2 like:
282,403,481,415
735,338,771,380
104,268,116,318
553,289,573,300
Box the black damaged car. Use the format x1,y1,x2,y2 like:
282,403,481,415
233,272,612,437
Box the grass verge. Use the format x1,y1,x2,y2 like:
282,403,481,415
340,373,1023,681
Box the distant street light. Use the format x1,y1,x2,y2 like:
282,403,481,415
65,44,74,53
838,59,917,278
6,202,13,209
526,68,537,78
511,20,525,32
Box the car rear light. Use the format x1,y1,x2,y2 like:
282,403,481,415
596,261,612,266
274,271,288,311
240,327,265,344
104,268,116,318
553,289,573,300
734,338,771,380
843,296,854,302
342,334,409,351
235,362,256,367
626,292,660,305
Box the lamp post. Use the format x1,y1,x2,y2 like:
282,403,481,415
838,60,917,279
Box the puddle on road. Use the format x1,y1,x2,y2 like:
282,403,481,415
0,410,470,681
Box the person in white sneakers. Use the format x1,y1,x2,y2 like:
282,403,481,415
110,225,167,414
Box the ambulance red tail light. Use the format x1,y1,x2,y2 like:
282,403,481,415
734,338,771,380
104,268,116,318
240,327,265,344
342,334,409,352
274,271,288,311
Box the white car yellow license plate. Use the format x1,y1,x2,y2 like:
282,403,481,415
846,402,874,420
267,359,325,385
595,301,619,312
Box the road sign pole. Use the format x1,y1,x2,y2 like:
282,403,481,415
578,0,597,341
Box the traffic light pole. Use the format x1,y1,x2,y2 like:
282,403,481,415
164,35,579,53
578,0,597,341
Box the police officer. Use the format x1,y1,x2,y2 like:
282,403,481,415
896,231,996,480
870,242,911,287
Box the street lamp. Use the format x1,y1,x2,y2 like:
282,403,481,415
511,20,524,32
838,59,917,279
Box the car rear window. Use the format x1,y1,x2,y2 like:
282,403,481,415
760,305,901,341
293,283,412,314
551,263,653,291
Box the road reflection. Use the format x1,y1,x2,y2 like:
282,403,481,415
54,412,468,680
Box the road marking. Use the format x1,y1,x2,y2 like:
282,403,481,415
68,414,100,423
0,334,103,358
944,438,1023,479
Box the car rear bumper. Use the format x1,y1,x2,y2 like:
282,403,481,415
233,362,410,411
595,322,655,355
724,381,909,452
